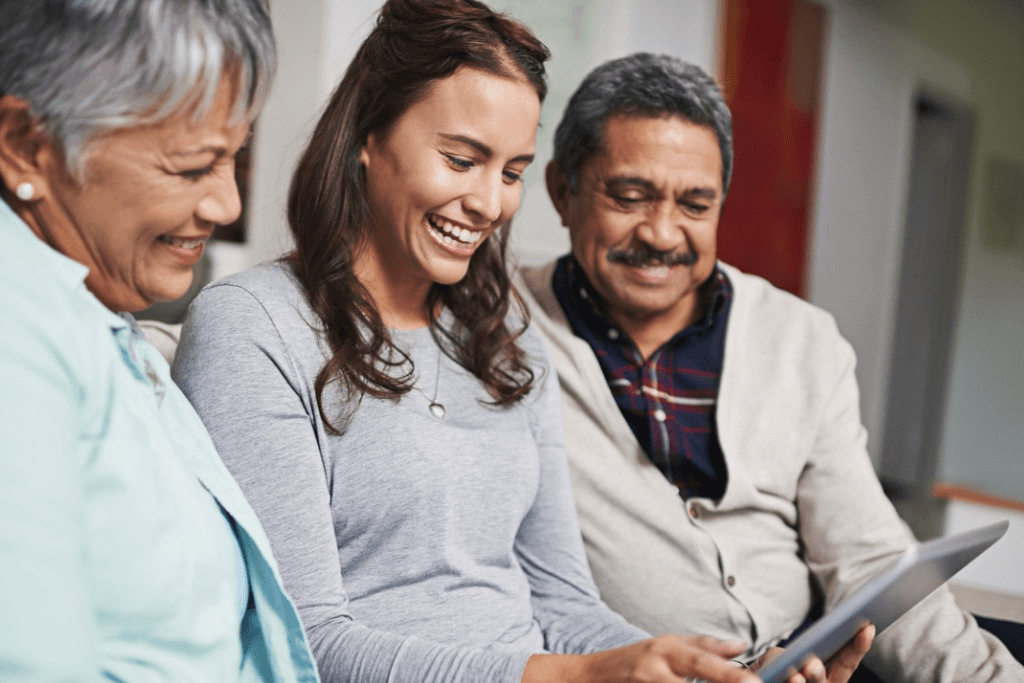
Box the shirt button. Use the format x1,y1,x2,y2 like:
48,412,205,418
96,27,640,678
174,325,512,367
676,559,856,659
653,408,667,422
726,575,736,588
579,288,588,300
688,504,700,520
607,328,619,341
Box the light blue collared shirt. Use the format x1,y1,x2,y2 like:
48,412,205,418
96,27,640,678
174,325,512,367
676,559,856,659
0,199,319,683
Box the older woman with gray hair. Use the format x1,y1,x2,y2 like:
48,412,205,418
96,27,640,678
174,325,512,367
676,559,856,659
0,1,318,680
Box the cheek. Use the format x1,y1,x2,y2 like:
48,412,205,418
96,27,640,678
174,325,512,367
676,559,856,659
502,185,524,218
695,223,718,254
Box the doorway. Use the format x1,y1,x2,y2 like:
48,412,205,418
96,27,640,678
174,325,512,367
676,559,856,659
879,92,975,536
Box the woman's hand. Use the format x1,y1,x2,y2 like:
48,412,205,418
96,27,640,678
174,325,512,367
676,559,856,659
522,635,760,683
750,624,876,683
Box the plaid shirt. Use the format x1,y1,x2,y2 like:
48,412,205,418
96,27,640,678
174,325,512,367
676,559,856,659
552,255,733,500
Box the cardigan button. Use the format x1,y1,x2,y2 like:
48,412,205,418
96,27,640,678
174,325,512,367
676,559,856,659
726,575,736,588
688,504,700,519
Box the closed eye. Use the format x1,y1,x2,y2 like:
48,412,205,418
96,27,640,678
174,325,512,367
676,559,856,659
443,153,474,171
178,166,215,181
503,169,524,183
609,193,648,208
683,202,710,213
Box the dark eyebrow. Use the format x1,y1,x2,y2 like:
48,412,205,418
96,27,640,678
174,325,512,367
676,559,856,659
681,187,719,201
603,176,719,202
603,176,659,193
439,133,534,164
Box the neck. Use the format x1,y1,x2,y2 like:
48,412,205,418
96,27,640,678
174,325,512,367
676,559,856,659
353,244,432,330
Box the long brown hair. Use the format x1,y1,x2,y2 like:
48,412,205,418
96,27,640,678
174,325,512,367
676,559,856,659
286,0,550,433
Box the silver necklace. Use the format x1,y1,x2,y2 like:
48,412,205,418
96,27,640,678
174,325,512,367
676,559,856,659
411,347,445,419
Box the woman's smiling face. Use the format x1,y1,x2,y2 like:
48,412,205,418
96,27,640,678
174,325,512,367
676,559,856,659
24,77,250,312
356,66,541,319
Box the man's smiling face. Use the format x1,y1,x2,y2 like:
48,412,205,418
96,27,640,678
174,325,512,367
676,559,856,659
547,113,723,332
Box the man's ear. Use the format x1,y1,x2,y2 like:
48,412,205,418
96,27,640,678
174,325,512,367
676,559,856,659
545,159,573,228
0,95,51,199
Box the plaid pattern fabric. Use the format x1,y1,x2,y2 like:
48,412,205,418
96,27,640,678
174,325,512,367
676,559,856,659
551,255,732,499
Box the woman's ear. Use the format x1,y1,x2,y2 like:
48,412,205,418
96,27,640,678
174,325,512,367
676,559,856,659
358,133,376,170
0,96,50,199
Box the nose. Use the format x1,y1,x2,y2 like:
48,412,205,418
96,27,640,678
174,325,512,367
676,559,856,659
635,201,688,252
196,164,243,227
462,170,505,225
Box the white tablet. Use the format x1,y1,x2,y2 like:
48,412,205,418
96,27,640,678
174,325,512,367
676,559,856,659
757,520,1009,683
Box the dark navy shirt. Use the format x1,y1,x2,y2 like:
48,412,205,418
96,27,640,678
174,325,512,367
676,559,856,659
551,255,733,500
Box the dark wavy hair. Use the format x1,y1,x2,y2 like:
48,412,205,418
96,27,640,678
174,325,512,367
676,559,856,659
286,0,550,433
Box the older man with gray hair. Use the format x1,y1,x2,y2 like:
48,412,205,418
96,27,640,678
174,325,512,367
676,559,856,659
517,52,1023,682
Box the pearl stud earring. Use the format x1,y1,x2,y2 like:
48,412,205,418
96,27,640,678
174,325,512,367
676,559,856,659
15,182,35,201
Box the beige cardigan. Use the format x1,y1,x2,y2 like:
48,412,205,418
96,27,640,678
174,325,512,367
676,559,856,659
518,260,1021,682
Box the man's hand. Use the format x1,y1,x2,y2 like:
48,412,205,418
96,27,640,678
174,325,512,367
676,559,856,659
750,624,876,683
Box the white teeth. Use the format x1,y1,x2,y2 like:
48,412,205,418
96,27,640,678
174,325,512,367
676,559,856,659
159,235,205,249
429,215,481,245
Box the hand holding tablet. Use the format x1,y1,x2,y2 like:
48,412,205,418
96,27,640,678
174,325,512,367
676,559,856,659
756,520,1009,683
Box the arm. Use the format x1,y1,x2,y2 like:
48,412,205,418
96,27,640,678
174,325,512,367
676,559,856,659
514,334,649,653
0,314,102,681
797,333,1019,682
172,282,532,683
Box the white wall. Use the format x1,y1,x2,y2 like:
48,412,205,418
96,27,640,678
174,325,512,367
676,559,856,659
945,501,1024,597
244,0,380,269
809,0,973,464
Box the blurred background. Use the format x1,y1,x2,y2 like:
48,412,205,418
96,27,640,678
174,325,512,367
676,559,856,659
140,0,1024,613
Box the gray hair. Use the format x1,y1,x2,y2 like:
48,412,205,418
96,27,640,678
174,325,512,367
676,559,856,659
553,52,733,198
0,0,275,175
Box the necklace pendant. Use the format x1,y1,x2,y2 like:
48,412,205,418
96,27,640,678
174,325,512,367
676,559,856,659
428,402,446,419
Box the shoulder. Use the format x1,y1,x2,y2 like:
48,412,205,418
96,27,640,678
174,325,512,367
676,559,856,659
722,263,843,337
198,261,304,310
0,218,106,385
719,261,854,373
516,260,575,344
189,262,315,335
516,261,560,318
175,261,324,380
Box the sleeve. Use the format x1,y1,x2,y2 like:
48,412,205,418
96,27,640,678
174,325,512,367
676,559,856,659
171,283,533,683
514,330,650,654
795,330,1020,682
0,313,103,681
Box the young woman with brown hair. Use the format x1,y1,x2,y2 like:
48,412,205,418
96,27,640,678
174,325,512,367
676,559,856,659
172,1,797,682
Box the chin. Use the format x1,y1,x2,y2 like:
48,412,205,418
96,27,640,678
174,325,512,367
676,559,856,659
142,275,196,307
425,260,474,287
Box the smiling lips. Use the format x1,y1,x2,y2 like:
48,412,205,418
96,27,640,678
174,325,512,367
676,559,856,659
157,233,209,266
427,213,483,252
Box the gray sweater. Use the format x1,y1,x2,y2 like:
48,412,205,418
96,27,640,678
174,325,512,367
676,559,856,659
172,263,647,683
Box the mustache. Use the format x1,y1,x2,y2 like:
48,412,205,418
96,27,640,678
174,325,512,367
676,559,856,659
607,245,698,267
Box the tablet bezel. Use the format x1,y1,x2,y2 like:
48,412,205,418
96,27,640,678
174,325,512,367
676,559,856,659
757,519,1009,683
